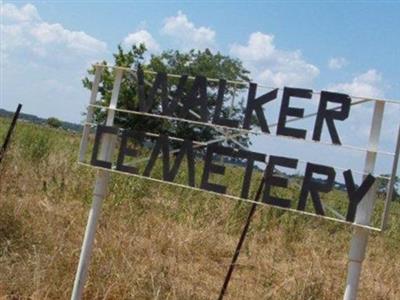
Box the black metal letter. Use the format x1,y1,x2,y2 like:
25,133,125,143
343,169,376,222
312,91,351,145
243,83,278,133
116,129,144,174
90,125,119,169
200,145,233,194
143,135,196,186
262,156,298,208
297,163,335,215
181,75,209,122
138,69,168,113
143,134,169,177
237,150,266,199
164,139,196,187
163,75,188,116
213,79,239,128
277,87,312,139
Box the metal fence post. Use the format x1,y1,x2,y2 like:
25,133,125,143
0,103,22,165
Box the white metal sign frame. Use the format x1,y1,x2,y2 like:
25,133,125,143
71,64,400,300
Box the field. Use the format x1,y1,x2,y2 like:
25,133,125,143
0,118,399,299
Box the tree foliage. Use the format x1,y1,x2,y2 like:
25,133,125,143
376,174,400,201
46,117,62,128
82,44,251,147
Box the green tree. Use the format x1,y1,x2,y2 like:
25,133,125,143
376,174,400,201
82,44,251,147
46,117,62,128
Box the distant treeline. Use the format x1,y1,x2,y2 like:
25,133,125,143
0,108,83,132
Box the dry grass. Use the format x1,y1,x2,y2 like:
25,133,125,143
0,119,399,299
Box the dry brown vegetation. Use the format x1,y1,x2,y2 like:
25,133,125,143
0,119,399,299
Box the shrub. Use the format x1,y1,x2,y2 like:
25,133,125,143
46,117,62,128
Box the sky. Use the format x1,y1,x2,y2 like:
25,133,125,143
1,1,399,179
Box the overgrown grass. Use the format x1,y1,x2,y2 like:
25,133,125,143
0,118,399,299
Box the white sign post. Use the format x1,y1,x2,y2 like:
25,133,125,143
343,101,384,300
71,67,123,300
381,125,400,230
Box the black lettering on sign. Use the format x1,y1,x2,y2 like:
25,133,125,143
263,156,298,208
343,170,376,222
213,79,240,128
312,91,351,145
143,134,169,177
277,87,312,139
201,145,234,194
138,69,168,113
181,75,208,122
297,163,335,215
237,150,266,199
142,134,195,187
116,129,145,174
243,83,278,133
91,125,119,169
164,139,195,187
163,75,188,116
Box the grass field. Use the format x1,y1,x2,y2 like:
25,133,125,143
1,118,399,299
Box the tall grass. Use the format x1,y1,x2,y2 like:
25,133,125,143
0,118,399,299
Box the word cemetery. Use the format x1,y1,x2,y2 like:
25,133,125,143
91,125,375,223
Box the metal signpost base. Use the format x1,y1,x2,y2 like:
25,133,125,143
71,171,110,300
71,67,123,300
343,101,385,300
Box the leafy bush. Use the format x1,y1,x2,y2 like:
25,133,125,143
46,117,62,128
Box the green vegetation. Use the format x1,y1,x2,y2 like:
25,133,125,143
46,117,62,128
83,45,251,147
0,118,399,299
376,174,400,201
0,108,82,132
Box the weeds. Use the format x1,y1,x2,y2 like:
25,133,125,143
0,118,399,299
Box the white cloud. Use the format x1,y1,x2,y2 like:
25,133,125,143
328,69,384,98
0,3,40,22
1,3,107,57
230,32,319,87
1,24,30,52
30,22,107,54
1,3,109,123
161,11,216,50
328,70,397,153
123,29,160,52
328,57,348,70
